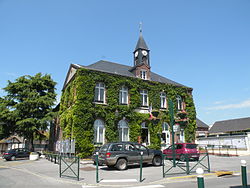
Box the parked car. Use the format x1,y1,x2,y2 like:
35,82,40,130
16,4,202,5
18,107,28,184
163,143,199,161
2,148,30,161
92,142,162,170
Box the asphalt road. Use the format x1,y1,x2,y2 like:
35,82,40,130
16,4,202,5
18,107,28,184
0,155,249,188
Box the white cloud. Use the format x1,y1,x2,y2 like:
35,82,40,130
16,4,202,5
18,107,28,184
207,99,250,110
5,72,17,77
214,100,225,105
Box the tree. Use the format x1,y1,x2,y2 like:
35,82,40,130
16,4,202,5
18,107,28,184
0,97,16,139
1,73,56,150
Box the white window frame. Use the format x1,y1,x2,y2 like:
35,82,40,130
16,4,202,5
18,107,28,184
160,92,167,109
140,89,148,107
177,95,183,110
118,120,129,141
141,122,150,145
94,119,105,144
162,122,170,146
119,86,128,104
140,70,147,80
95,83,105,103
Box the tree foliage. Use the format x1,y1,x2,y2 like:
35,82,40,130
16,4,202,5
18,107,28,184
0,97,16,139
0,73,57,150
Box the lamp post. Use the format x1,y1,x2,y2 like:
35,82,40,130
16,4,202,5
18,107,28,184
168,99,176,167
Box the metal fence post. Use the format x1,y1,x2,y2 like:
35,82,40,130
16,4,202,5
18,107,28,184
241,160,248,188
95,152,99,183
207,152,210,173
196,168,205,188
59,155,61,178
162,154,165,178
186,154,190,175
77,156,80,181
140,151,143,182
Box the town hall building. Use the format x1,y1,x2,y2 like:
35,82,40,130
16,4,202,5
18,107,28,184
59,32,197,157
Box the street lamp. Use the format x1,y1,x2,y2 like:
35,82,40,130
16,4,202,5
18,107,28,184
168,99,176,167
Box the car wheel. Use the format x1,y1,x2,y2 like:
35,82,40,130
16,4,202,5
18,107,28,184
115,158,127,170
11,156,16,161
152,155,162,166
194,157,199,161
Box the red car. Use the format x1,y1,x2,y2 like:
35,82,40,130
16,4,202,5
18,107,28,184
163,143,199,161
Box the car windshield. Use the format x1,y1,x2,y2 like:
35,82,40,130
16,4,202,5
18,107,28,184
99,144,109,152
186,144,197,149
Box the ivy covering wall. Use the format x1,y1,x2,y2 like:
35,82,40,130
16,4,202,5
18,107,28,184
59,68,197,158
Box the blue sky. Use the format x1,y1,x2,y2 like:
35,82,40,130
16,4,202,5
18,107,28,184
0,0,250,125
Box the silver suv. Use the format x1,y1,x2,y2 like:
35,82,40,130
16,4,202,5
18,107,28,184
93,142,162,170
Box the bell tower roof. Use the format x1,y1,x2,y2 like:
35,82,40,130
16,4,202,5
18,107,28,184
134,33,149,51
134,23,149,51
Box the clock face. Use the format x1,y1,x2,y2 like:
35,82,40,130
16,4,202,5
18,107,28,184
134,51,138,57
142,50,148,56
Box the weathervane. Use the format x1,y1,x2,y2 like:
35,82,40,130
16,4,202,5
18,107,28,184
139,22,143,34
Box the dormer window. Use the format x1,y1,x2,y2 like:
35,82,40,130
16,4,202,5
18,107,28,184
140,70,147,80
94,83,105,103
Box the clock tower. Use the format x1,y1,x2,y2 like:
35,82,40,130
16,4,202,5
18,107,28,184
130,29,151,80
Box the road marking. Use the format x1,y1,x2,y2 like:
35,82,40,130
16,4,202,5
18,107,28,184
81,186,98,188
100,179,137,183
125,185,164,188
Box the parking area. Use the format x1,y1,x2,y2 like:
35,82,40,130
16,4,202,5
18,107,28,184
0,154,250,187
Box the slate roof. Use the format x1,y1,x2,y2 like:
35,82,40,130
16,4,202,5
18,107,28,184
79,60,188,87
0,136,22,144
135,34,149,51
196,118,209,129
209,117,250,134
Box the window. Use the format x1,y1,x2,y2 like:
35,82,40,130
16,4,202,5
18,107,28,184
124,144,136,151
94,119,105,144
140,89,148,107
140,70,147,80
162,122,169,131
119,86,128,104
118,120,129,141
160,92,167,108
176,144,183,149
161,122,170,145
135,144,147,151
141,122,149,145
142,56,148,65
110,144,123,151
94,83,105,103
177,95,183,110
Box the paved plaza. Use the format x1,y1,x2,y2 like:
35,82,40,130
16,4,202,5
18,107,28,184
0,155,250,188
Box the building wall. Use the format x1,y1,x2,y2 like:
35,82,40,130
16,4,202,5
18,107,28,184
59,68,196,157
197,134,249,150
